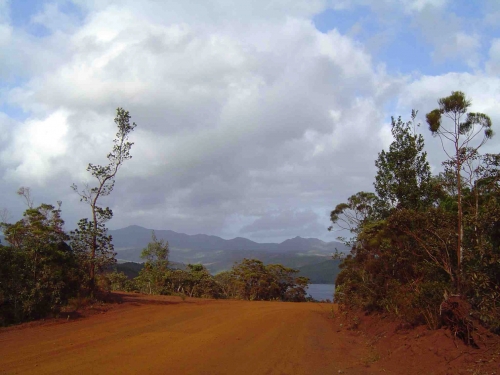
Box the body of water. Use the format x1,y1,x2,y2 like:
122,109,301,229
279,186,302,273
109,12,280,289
307,284,335,302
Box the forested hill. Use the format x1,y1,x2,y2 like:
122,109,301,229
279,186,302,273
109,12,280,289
109,225,346,280
109,225,347,255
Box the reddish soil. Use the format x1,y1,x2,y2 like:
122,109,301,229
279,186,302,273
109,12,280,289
1,293,499,375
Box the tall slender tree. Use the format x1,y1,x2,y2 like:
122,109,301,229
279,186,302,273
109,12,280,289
426,91,493,291
71,108,137,294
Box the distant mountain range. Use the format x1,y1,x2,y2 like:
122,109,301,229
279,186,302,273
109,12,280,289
110,225,348,283
110,225,347,255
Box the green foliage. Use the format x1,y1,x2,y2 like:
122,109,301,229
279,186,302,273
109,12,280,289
135,232,170,295
231,259,309,301
426,109,441,133
332,103,499,332
214,270,239,299
0,204,80,325
231,259,269,300
109,254,309,302
132,235,222,298
102,271,135,292
140,231,169,266
426,91,493,291
182,264,221,298
70,218,116,289
374,111,435,213
328,191,378,242
462,153,500,331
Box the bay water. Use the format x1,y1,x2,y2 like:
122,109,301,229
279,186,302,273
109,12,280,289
306,284,335,302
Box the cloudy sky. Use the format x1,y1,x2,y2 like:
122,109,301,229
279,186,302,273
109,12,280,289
0,0,499,243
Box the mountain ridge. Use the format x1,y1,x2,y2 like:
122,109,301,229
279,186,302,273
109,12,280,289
110,225,347,255
109,225,347,280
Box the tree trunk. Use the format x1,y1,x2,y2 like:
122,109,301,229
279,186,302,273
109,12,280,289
90,204,98,297
456,162,462,293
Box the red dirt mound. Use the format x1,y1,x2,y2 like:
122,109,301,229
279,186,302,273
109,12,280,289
332,310,500,375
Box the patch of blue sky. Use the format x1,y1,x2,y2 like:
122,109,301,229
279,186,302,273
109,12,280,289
313,7,372,35
10,0,47,33
447,0,498,69
58,1,81,16
379,30,474,76
451,0,484,20
0,103,28,121
455,0,500,40
9,0,84,38
314,8,427,73
313,6,488,77
372,29,429,73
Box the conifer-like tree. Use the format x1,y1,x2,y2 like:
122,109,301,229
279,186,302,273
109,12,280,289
375,110,434,213
426,91,493,291
71,108,137,294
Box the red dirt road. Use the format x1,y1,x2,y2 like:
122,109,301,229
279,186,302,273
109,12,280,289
0,294,371,375
2,293,498,375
